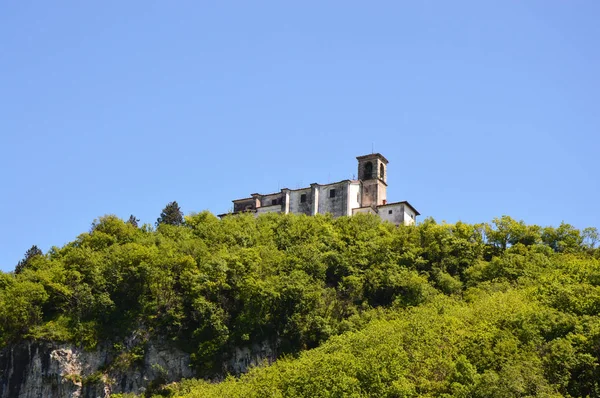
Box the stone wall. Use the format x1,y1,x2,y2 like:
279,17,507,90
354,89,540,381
233,198,256,213
288,188,312,216
378,203,405,225
317,181,349,217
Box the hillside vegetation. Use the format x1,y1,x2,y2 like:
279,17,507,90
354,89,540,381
2,212,600,397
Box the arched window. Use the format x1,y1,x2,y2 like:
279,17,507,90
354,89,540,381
364,162,373,179
380,164,385,179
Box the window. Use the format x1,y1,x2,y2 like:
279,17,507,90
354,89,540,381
300,194,307,203
380,164,385,179
388,210,393,214
271,199,277,205
330,189,336,198
364,162,373,179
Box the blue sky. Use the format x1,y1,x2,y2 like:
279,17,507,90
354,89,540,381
1,1,599,271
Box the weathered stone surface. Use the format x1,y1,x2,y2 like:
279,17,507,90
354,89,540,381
224,340,278,376
0,340,193,398
0,339,278,398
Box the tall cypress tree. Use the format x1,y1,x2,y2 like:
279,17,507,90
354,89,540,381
127,214,140,228
15,245,43,274
156,201,184,226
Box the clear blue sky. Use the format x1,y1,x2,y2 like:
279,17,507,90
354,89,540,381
1,1,599,272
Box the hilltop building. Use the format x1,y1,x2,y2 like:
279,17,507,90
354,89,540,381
219,153,419,225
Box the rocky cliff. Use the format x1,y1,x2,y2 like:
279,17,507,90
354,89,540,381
0,339,277,398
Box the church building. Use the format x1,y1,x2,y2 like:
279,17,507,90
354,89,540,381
220,153,419,226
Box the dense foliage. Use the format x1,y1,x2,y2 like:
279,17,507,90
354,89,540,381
2,212,600,396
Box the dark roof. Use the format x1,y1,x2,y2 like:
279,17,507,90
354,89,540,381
218,209,257,218
232,197,255,203
356,153,389,164
377,201,420,216
231,180,361,203
286,186,311,192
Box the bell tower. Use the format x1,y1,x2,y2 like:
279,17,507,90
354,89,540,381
357,153,388,207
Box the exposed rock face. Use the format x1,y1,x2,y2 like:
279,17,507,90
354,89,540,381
225,340,278,376
0,339,278,398
0,340,193,398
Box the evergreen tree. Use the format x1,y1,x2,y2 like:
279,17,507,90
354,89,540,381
156,201,183,226
127,214,140,228
15,245,42,274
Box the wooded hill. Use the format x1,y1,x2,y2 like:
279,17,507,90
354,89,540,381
2,211,600,397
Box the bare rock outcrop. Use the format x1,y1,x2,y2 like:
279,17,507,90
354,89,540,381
0,339,193,398
0,338,278,398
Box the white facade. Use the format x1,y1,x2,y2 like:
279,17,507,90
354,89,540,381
377,202,418,226
221,153,419,226
348,183,362,215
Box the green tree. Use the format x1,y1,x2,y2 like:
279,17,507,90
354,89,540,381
15,245,43,274
485,216,541,251
542,222,583,253
156,201,184,226
583,227,599,250
7,212,600,395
